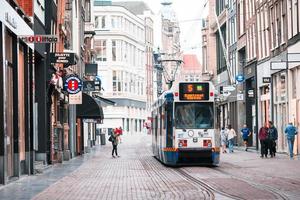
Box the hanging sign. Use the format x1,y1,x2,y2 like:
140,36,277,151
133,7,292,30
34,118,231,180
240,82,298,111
64,75,82,94
50,52,76,66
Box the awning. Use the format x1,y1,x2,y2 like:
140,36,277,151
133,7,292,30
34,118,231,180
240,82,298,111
76,93,104,120
94,95,116,106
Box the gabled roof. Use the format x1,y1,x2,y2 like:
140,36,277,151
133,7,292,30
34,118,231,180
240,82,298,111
182,54,202,70
112,1,153,15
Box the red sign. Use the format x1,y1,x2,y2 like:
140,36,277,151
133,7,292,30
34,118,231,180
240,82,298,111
64,76,82,94
19,35,58,43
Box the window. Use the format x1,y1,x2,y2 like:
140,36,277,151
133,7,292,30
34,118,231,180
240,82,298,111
112,40,116,61
175,102,214,129
292,69,297,99
84,0,91,22
94,40,107,61
113,70,117,92
95,16,106,29
216,25,226,74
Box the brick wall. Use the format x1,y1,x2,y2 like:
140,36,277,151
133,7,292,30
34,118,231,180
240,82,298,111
16,0,33,17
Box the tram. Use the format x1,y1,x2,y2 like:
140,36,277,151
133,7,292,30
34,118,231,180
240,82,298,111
151,81,220,166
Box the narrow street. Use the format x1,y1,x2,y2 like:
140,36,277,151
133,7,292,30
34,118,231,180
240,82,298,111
1,133,300,200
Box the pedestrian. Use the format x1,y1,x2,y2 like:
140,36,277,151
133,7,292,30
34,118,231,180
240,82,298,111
116,126,123,143
220,127,228,153
109,128,120,158
258,122,269,158
240,124,252,151
268,121,278,158
284,122,298,159
227,125,237,153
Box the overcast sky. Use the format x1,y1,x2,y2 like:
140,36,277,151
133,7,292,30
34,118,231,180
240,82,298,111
113,0,208,62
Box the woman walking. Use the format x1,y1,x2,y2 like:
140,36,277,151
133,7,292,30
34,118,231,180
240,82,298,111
220,127,228,153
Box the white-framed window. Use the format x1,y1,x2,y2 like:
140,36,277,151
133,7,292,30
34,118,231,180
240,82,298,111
112,40,116,61
95,16,106,29
94,40,107,61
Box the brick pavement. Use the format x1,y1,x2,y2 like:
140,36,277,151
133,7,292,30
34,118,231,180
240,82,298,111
2,134,300,200
31,134,215,200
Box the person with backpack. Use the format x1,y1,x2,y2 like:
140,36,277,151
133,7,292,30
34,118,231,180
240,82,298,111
109,128,120,158
258,122,269,158
285,122,298,159
268,121,278,158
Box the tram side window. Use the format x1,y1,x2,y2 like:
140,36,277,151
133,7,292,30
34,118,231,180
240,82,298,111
159,106,162,137
166,102,173,147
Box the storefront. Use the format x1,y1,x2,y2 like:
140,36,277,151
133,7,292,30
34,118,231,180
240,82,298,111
0,0,34,184
244,62,257,147
76,93,104,154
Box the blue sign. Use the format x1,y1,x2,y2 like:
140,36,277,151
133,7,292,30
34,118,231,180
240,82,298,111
64,75,82,94
236,75,245,83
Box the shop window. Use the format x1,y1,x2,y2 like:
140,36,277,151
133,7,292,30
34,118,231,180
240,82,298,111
292,69,297,99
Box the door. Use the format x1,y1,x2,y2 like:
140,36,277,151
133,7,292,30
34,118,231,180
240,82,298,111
5,31,14,178
6,64,14,177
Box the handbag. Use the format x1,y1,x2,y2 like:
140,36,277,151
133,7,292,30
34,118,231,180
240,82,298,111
108,136,113,142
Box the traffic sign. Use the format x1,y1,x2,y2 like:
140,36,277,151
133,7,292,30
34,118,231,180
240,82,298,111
64,75,82,94
236,74,245,83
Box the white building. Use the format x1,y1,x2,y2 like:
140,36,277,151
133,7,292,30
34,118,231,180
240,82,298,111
91,1,150,134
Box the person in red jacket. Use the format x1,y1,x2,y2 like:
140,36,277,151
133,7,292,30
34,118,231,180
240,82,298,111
116,127,123,143
259,122,269,158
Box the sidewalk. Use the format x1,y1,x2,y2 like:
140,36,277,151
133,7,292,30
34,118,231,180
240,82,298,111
0,145,101,200
234,145,299,159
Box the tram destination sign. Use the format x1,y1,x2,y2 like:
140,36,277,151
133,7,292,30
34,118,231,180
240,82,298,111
179,82,209,101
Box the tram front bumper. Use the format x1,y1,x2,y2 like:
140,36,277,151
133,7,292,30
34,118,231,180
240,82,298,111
177,148,220,165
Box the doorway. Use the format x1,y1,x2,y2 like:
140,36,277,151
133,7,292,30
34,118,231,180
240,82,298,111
5,31,14,178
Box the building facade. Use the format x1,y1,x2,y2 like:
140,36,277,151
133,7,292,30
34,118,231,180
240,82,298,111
91,2,151,134
0,0,35,184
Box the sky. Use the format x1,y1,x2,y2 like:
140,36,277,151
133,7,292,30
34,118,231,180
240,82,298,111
112,0,208,63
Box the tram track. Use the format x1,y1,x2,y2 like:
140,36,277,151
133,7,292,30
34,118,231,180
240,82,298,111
212,167,290,200
175,168,245,200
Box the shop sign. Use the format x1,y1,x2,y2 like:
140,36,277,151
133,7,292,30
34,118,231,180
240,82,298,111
237,93,244,101
83,81,95,92
69,91,82,104
236,75,245,83
19,35,58,43
247,89,255,98
50,52,76,65
64,75,82,94
85,63,98,76
5,12,17,29
262,77,271,83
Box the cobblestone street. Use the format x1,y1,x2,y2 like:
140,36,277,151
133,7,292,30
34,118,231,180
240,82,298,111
1,133,300,200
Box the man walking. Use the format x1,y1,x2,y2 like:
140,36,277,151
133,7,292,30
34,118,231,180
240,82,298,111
241,124,251,151
285,122,298,159
227,125,237,153
258,123,269,158
268,121,278,158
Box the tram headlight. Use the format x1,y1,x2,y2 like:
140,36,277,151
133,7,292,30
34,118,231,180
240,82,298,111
188,130,194,137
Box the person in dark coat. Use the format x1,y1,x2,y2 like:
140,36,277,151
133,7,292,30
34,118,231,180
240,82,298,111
268,121,278,157
111,129,120,158
258,122,269,158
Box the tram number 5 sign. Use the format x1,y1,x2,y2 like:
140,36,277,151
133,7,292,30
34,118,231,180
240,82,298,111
64,76,82,94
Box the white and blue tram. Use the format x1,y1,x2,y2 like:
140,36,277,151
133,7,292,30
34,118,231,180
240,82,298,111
152,81,220,166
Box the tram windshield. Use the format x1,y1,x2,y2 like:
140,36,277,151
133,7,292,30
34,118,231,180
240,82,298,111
175,102,214,129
